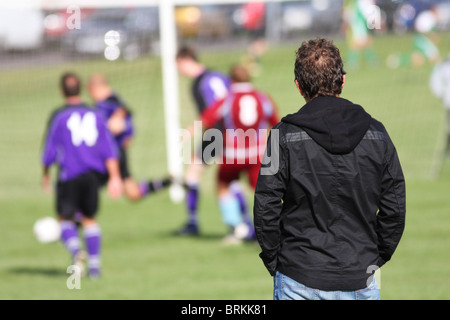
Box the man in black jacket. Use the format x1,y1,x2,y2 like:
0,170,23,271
253,38,406,300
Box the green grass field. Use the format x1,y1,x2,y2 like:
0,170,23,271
0,33,449,300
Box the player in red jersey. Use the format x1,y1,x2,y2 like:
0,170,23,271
187,65,279,243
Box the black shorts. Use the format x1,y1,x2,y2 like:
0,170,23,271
118,147,131,179
56,172,100,219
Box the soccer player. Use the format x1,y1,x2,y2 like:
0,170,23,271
42,72,123,278
87,74,172,201
430,53,450,158
186,64,279,243
176,46,250,236
343,0,378,69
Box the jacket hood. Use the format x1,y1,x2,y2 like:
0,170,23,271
282,96,372,154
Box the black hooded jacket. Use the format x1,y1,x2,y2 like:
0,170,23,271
254,96,406,291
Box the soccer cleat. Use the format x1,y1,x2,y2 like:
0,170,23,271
89,268,101,280
173,223,199,236
87,254,101,280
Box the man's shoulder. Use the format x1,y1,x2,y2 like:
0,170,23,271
272,119,305,133
367,117,388,134
269,121,308,146
199,70,230,85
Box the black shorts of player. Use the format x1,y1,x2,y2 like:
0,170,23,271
56,172,101,219
118,147,131,179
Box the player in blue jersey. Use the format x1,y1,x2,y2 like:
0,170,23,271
88,74,172,201
42,72,123,278
176,46,251,236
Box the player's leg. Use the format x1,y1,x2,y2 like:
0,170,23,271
81,216,101,279
57,180,82,259
120,147,172,201
229,180,252,227
122,178,172,201
56,179,85,274
79,173,102,279
137,177,172,199
175,158,203,236
241,163,263,241
217,164,248,244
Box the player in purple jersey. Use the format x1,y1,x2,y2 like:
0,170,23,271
176,46,251,237
42,72,123,278
88,74,172,202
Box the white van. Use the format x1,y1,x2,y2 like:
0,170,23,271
0,6,44,51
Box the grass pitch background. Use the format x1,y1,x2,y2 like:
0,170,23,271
0,33,449,299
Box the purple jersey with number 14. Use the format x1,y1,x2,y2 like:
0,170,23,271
42,104,118,181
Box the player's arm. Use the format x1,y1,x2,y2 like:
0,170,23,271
107,107,128,136
105,158,123,200
200,99,224,128
41,114,60,193
96,113,123,199
183,99,224,142
42,166,52,194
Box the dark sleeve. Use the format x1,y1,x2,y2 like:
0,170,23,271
41,106,63,151
192,75,207,113
42,112,61,168
253,124,288,276
377,129,406,267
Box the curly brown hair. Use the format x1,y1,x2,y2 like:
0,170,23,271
294,39,346,101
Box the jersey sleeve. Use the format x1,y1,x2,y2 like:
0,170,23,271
200,99,225,129
41,114,61,168
201,74,229,107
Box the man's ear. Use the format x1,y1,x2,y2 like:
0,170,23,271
295,79,304,96
342,74,346,89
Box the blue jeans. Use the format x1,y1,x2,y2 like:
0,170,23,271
273,272,380,300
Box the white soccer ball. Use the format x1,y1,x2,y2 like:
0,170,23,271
33,217,61,243
169,183,185,203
